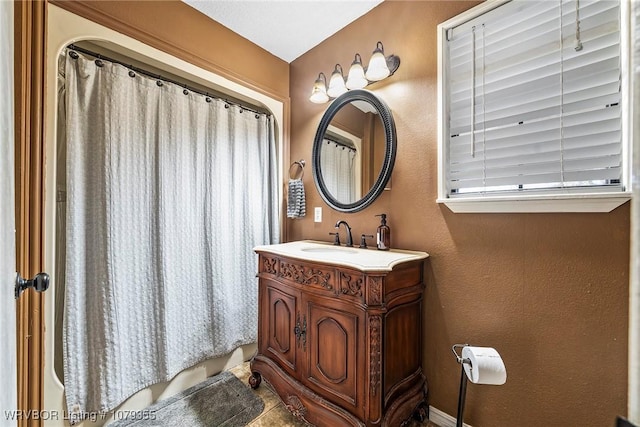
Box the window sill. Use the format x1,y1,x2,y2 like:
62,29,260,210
437,192,632,213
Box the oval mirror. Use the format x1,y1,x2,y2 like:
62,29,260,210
312,89,396,213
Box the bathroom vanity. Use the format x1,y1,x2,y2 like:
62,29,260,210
249,240,429,426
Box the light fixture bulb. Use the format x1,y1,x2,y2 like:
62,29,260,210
309,72,329,103
327,64,347,98
365,41,390,81
346,53,368,90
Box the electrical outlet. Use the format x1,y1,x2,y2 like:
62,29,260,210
314,207,322,223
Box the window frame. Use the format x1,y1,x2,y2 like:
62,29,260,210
436,0,633,213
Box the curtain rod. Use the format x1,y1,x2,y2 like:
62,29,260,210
67,44,270,118
323,136,356,152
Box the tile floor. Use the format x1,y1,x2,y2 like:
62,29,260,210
229,362,439,427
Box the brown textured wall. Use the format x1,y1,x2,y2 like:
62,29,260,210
289,1,629,425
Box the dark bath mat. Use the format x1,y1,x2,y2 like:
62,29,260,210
111,370,264,427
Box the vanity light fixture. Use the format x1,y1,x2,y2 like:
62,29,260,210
309,72,329,104
327,64,348,98
309,41,400,103
346,54,368,90
366,41,395,81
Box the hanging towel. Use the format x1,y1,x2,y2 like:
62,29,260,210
287,178,306,218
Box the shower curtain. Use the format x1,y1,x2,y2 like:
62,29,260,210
320,139,357,203
61,50,279,422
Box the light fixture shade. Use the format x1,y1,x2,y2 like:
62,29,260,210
309,72,329,103
327,64,347,98
365,41,390,81
346,53,368,90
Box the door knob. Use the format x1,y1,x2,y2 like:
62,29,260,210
15,272,50,299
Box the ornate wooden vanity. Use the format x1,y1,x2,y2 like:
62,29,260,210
249,241,429,426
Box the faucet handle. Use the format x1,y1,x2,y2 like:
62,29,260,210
359,234,374,249
329,232,341,246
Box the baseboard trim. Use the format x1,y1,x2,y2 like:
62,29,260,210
429,406,473,427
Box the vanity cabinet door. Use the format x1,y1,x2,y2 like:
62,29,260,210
302,295,365,418
260,278,300,377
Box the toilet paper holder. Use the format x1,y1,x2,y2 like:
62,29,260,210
452,343,471,427
452,343,472,367
452,344,507,426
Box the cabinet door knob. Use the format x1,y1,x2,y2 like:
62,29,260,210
301,314,307,350
294,313,302,346
294,313,307,350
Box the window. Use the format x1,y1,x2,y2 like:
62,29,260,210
437,0,632,212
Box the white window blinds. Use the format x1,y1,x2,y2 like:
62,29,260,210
445,0,622,197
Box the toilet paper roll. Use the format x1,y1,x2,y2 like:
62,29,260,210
461,346,507,385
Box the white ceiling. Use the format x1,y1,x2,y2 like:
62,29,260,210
183,0,383,63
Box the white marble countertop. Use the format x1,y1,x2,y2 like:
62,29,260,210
254,240,429,272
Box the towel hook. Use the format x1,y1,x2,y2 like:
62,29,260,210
289,160,305,180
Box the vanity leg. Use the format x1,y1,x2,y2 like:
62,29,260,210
413,402,428,423
249,371,262,389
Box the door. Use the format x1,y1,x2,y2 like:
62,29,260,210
261,278,300,376
7,2,49,426
1,0,17,422
303,295,364,417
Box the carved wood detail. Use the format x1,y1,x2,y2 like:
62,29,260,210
369,316,382,396
340,272,363,297
262,256,277,274
285,395,308,423
368,276,383,305
279,261,333,290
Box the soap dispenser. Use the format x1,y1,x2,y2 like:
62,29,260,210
375,214,390,251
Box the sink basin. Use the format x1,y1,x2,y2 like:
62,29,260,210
255,240,429,272
301,246,358,254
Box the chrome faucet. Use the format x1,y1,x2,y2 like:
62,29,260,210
335,220,353,247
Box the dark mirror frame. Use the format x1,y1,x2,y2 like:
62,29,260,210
312,89,397,213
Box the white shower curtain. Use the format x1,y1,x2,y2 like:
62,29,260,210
61,50,279,422
0,0,16,419
320,139,357,203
